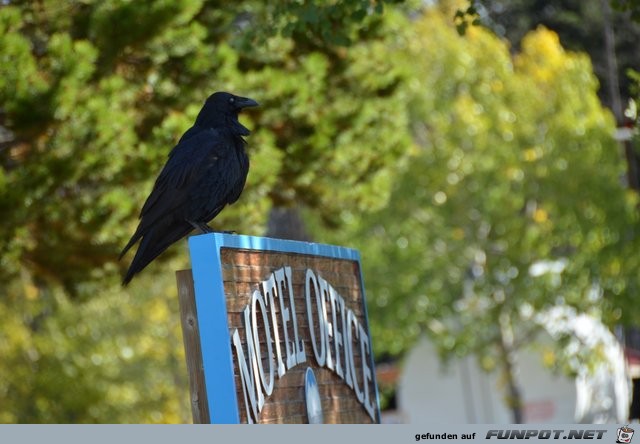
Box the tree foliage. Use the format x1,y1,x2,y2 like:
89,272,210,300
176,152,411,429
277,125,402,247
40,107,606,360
320,4,639,386
455,0,640,109
0,0,409,293
1,0,638,423
0,267,189,423
0,0,409,422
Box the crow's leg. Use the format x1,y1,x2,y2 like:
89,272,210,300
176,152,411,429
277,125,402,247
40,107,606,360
198,223,213,233
186,220,213,234
187,220,200,231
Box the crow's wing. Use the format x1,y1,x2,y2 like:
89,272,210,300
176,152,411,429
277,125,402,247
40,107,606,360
141,129,227,219
120,128,230,259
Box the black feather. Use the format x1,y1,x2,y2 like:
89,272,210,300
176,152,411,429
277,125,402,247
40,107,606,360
120,92,258,285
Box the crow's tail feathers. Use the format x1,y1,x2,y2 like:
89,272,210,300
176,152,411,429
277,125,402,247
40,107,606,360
119,229,143,261
121,222,192,286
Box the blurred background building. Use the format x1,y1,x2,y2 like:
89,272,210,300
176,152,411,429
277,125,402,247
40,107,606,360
382,309,634,423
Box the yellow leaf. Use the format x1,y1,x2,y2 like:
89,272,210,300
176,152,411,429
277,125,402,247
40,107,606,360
542,348,556,367
533,208,548,223
523,147,541,162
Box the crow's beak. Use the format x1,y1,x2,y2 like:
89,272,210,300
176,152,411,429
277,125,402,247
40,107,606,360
235,96,259,110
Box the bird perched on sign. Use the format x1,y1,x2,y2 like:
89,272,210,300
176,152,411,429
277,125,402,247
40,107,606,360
120,92,259,285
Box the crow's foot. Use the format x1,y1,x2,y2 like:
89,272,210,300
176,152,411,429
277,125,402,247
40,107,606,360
199,223,214,234
187,220,213,234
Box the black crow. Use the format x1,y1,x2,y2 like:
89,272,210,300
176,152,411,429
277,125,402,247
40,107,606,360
120,92,258,285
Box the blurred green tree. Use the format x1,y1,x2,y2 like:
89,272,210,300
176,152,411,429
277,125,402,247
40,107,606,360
455,0,640,106
0,0,410,422
0,0,411,290
2,0,637,424
319,6,640,422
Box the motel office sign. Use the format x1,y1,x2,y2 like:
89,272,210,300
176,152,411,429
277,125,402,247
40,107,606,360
187,233,381,423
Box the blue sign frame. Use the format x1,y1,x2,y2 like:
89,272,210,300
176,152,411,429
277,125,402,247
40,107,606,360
187,233,380,423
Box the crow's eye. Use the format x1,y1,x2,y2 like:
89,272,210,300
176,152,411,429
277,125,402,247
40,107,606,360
228,97,235,104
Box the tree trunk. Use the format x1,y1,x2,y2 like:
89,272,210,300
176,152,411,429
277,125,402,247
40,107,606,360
601,0,622,121
498,313,524,423
265,206,311,241
601,0,640,191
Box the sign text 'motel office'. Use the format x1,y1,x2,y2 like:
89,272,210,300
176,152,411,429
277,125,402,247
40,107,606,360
187,234,379,423
233,265,377,423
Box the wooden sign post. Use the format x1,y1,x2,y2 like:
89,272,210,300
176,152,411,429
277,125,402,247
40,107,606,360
176,233,380,424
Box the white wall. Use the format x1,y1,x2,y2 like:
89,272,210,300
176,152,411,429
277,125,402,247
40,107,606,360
398,336,576,423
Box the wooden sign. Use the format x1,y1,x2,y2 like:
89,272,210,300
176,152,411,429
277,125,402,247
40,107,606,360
179,233,380,424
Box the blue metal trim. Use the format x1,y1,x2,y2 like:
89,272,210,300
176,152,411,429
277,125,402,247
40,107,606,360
187,232,379,423
203,232,362,260
188,234,240,423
